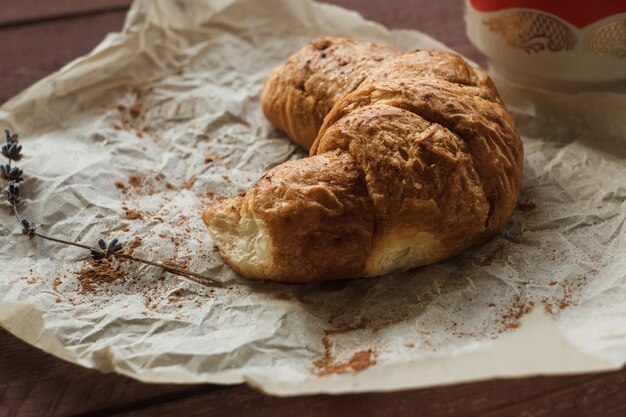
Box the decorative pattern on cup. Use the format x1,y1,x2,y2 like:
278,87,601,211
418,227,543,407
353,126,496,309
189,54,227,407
585,20,626,59
484,11,577,54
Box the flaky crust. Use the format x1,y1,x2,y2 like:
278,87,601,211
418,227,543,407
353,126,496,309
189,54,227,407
204,39,523,282
202,150,375,282
261,37,401,150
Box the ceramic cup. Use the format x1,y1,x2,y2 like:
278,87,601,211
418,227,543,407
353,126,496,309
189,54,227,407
464,0,626,89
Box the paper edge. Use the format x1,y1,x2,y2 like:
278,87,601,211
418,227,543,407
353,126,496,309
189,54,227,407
0,0,623,395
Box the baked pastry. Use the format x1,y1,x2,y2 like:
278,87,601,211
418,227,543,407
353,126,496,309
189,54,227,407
261,38,401,150
202,38,523,282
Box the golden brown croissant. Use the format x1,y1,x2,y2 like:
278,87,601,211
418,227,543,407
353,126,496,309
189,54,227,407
202,37,523,282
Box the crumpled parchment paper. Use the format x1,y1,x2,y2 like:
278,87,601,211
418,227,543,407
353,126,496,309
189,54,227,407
1,0,625,396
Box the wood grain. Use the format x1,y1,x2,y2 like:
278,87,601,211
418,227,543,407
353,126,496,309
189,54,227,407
0,1,624,417
114,371,626,417
2,327,625,417
0,10,129,104
0,0,132,26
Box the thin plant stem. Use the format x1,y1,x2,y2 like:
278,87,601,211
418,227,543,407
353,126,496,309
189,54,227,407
10,191,223,288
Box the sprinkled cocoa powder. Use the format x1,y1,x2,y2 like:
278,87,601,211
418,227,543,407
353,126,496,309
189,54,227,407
183,177,196,189
312,334,378,376
129,103,142,118
19,274,35,285
162,258,188,270
75,260,126,295
127,236,143,255
128,175,144,188
115,181,127,191
500,297,535,330
52,275,62,292
124,208,144,221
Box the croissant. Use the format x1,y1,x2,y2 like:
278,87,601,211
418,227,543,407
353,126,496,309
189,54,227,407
202,37,523,282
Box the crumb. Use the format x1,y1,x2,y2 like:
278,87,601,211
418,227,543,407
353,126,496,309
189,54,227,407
129,103,142,118
116,104,127,112
115,181,127,191
52,275,62,292
128,175,143,188
124,209,144,221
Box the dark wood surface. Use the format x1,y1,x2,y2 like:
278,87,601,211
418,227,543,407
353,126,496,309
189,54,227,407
1,1,624,416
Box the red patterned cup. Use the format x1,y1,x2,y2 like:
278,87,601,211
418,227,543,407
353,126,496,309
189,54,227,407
465,0,626,88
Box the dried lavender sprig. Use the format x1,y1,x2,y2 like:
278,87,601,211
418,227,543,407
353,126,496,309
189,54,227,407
1,165,23,182
3,130,223,288
10,192,222,287
1,143,22,162
5,129,18,144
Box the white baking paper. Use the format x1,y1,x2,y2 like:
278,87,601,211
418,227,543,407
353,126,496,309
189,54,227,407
1,0,625,395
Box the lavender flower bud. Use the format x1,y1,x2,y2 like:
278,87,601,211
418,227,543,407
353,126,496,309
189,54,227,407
21,218,37,239
107,238,123,255
1,143,22,161
0,165,24,182
4,129,18,144
92,238,124,260
90,249,106,261
3,181,20,203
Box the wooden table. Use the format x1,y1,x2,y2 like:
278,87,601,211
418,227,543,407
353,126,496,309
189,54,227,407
1,1,625,416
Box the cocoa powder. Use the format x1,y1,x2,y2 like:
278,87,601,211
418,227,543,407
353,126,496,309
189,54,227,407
128,175,144,188
75,260,126,295
312,334,378,376
127,236,143,255
124,208,144,221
